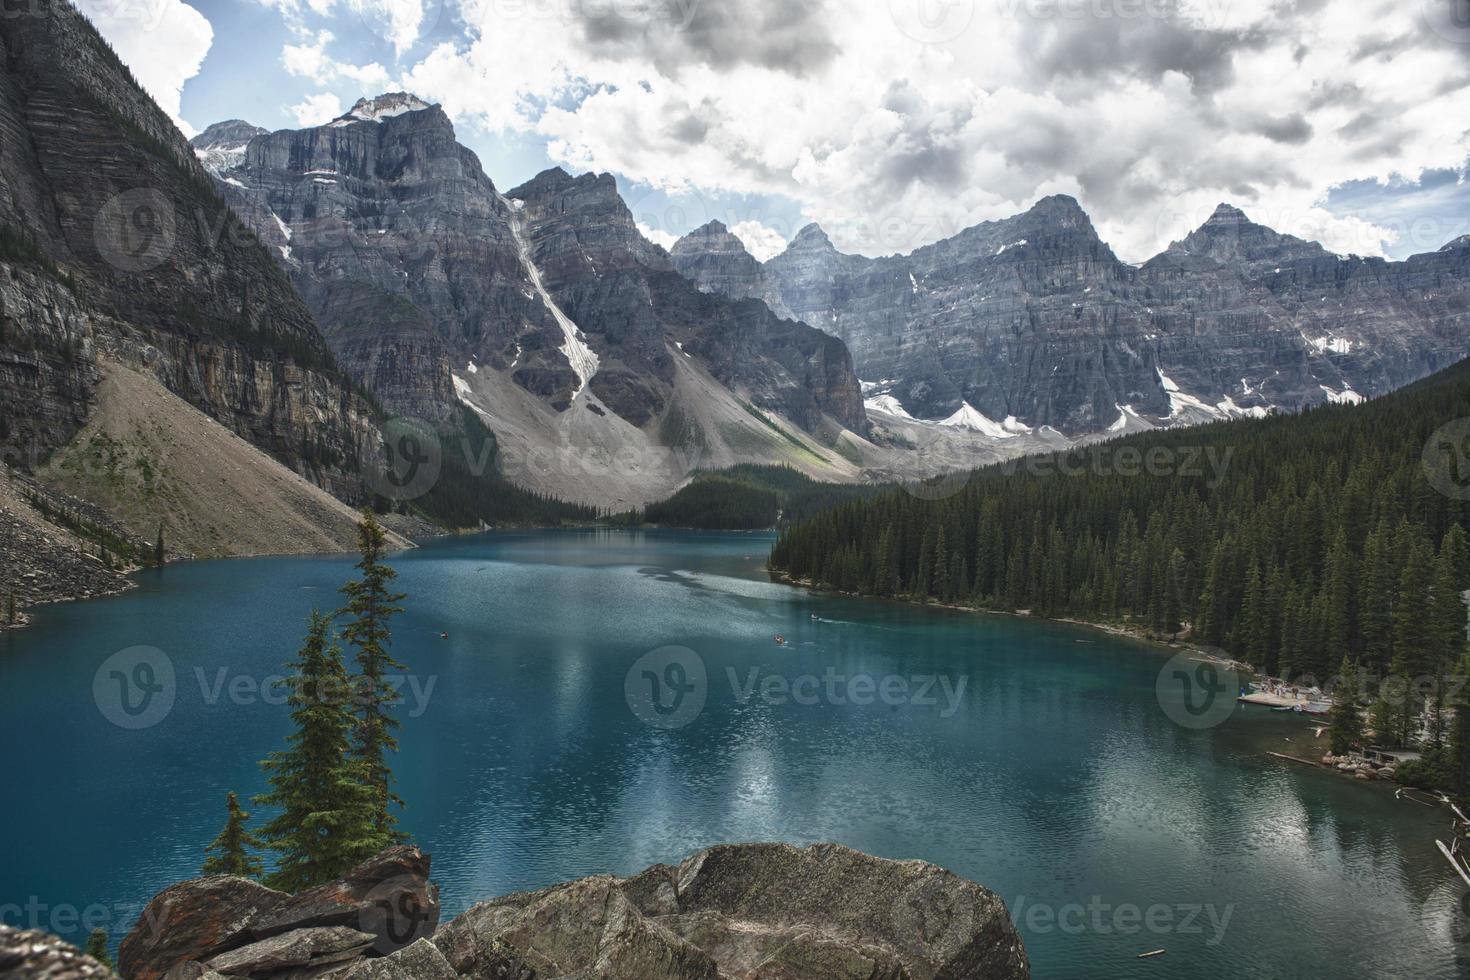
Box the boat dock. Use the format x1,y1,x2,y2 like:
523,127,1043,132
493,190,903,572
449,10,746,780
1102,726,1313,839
1238,690,1330,714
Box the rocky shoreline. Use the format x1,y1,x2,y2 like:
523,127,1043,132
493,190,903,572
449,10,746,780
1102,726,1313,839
54,843,1031,980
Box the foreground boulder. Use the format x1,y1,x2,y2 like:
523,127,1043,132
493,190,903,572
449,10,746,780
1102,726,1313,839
117,848,437,980
0,925,118,980
116,843,1026,980
117,877,287,980
433,843,1029,980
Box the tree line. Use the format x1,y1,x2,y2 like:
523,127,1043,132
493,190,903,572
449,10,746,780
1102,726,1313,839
619,464,887,530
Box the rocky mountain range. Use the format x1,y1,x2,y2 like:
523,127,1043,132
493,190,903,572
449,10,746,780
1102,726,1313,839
192,96,871,506
674,197,1470,435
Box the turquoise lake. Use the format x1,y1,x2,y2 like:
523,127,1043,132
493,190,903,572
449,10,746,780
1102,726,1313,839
0,529,1462,978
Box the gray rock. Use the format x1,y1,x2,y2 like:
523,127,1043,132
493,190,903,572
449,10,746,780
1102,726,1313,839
248,847,439,956
669,220,796,320
339,940,454,980
118,849,438,980
0,925,118,980
203,928,376,978
118,877,287,980
433,842,1028,980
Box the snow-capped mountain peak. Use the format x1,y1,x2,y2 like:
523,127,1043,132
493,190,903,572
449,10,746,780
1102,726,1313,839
332,92,433,126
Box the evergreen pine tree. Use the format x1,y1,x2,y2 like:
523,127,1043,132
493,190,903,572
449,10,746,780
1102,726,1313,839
1389,537,1434,745
1328,656,1365,755
202,791,264,878
85,929,112,969
932,526,950,603
155,524,165,566
338,511,408,843
255,612,380,892
1427,548,1465,749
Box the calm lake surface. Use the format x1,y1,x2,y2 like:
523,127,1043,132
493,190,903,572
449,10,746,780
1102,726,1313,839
0,529,1462,978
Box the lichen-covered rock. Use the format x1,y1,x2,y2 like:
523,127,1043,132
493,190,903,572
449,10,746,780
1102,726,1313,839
117,878,287,980
247,847,439,955
203,928,376,978
340,939,456,980
434,843,1028,980
0,925,118,980
117,848,436,980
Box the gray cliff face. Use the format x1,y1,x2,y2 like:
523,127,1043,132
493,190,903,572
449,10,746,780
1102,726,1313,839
0,0,378,496
203,94,564,423
669,220,795,320
509,168,868,433
684,197,1470,433
200,100,867,438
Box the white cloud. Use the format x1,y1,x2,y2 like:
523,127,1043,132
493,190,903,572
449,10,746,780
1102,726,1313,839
76,0,213,137
288,92,344,126
282,28,391,89
729,220,787,261
262,0,427,53
636,222,679,250
383,0,1470,261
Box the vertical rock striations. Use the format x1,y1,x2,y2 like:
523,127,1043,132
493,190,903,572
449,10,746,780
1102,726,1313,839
679,196,1470,435
0,0,379,498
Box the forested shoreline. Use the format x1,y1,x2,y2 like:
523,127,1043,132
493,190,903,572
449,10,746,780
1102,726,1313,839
770,358,1470,780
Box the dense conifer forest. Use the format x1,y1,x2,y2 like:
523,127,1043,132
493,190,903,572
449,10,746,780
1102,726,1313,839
636,464,887,529
771,356,1470,769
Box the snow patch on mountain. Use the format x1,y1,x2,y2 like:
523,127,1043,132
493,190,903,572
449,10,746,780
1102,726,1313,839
1320,384,1365,405
1109,404,1153,433
1304,333,1353,354
1216,394,1269,418
864,394,914,419
1158,368,1223,420
501,192,600,395
332,93,432,126
938,402,1018,438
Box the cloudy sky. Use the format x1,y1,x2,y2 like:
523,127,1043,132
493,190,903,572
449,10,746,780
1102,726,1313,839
81,0,1470,262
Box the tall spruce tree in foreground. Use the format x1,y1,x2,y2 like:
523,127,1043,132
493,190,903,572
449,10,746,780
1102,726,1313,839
255,612,379,891
202,791,264,878
339,511,407,842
